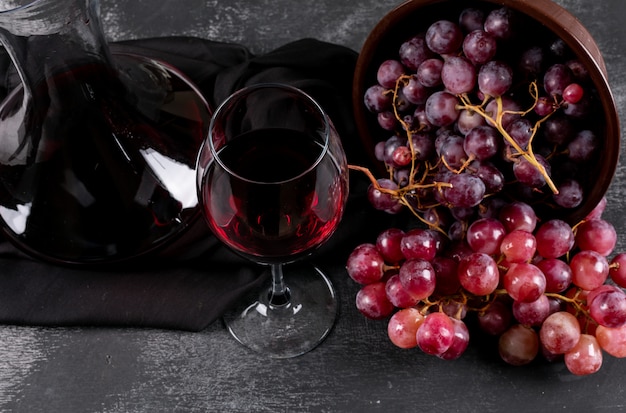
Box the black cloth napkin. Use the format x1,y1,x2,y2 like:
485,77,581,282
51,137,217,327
0,37,388,331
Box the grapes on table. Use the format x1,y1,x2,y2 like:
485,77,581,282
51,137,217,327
347,5,625,377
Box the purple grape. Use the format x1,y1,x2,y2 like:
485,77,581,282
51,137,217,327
534,96,556,116
368,178,400,211
425,20,463,54
566,59,590,83
459,8,485,33
377,59,405,89
402,75,429,105
393,88,413,112
567,129,597,162
364,84,392,113
519,46,545,77
484,7,513,39
399,34,434,71
562,94,591,118
553,179,583,208
412,105,433,131
437,134,467,169
464,125,500,161
469,160,504,194
512,154,551,188
425,91,460,127
377,111,397,131
382,135,405,167
394,168,410,187
463,29,497,64
441,173,486,208
485,96,521,129
410,132,436,161
505,118,533,151
543,63,573,96
478,60,513,97
417,58,444,88
441,56,476,94
543,115,575,145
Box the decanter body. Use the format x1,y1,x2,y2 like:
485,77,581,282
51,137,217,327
0,0,212,265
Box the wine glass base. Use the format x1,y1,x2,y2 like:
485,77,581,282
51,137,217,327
222,264,337,359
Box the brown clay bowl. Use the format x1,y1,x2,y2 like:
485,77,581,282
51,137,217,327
352,0,620,224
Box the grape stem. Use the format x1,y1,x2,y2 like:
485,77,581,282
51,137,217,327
457,83,559,194
348,164,450,234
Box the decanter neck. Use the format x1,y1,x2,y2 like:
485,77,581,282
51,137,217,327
0,0,112,88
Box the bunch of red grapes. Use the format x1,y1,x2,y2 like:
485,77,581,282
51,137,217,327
347,6,626,376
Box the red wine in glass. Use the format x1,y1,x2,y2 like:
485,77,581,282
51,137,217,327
197,83,349,358
202,128,347,262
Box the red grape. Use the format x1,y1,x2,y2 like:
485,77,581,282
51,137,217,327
439,318,470,360
499,324,539,366
570,250,609,291
466,217,506,255
539,311,581,354
477,299,513,336
432,256,461,295
399,258,437,300
400,228,437,261
588,285,626,328
596,324,626,358
388,308,425,349
503,262,546,303
575,219,617,257
417,312,455,356
498,201,537,233
536,258,572,293
346,243,385,284
458,252,499,296
356,282,395,320
562,83,584,104
564,334,602,376
610,253,626,288
512,294,551,326
535,219,574,259
376,228,405,264
385,273,420,309
500,230,536,263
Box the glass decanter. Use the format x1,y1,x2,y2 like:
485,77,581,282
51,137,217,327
0,0,212,265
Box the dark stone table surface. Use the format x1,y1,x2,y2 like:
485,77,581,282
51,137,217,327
2,0,626,412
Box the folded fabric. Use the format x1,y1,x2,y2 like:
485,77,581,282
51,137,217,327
0,37,389,331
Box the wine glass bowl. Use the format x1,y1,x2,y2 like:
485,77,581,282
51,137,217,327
197,83,349,358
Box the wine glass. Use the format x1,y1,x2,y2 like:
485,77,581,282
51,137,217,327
196,83,349,358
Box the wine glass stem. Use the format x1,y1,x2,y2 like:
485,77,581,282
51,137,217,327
269,263,291,307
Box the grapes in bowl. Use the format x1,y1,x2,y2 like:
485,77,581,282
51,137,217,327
347,0,625,376
352,0,619,225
